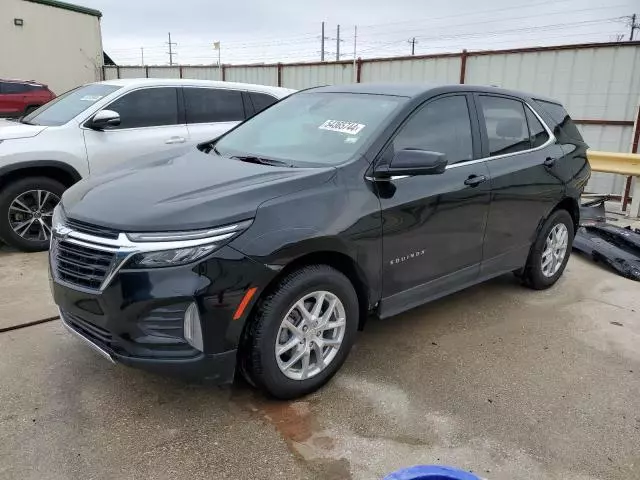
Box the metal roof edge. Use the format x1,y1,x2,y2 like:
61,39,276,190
23,0,102,18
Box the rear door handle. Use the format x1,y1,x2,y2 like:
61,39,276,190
544,157,557,167
464,174,487,187
165,136,186,144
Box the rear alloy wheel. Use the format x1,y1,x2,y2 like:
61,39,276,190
522,209,574,290
0,177,65,252
243,265,358,399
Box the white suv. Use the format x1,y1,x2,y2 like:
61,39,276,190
0,78,294,251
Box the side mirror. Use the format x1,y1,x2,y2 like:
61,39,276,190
374,149,448,179
88,109,121,130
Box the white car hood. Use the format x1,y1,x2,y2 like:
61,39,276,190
0,120,47,140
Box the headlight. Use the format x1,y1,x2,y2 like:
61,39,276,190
127,244,219,268
123,220,252,269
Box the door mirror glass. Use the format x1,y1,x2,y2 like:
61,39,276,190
375,149,448,178
89,109,121,130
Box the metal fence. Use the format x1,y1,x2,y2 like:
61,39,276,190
104,41,640,195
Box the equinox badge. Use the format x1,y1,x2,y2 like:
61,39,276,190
389,249,426,266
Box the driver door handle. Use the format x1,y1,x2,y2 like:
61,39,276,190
464,174,487,187
165,136,186,144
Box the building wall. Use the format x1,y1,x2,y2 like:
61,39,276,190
0,0,103,94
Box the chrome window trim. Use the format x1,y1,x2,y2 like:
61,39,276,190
51,222,248,291
370,100,556,180
468,99,556,164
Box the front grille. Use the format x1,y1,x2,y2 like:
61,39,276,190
64,310,112,346
54,240,115,290
65,219,119,239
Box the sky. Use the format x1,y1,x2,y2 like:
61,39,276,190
74,0,637,66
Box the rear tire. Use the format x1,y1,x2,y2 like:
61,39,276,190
0,177,65,252
522,209,574,290
242,265,359,399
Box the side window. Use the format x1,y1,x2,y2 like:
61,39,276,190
479,96,531,156
3,82,29,94
184,88,244,124
524,107,549,148
392,95,473,164
533,99,584,142
106,87,178,129
249,92,278,114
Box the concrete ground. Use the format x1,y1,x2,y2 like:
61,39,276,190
1,250,639,479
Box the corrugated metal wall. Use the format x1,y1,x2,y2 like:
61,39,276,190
147,66,181,78
360,56,461,84
282,63,354,89
116,66,146,79
225,66,278,86
182,66,222,80
465,46,640,121
104,42,640,195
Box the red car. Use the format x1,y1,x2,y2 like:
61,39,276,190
0,79,56,118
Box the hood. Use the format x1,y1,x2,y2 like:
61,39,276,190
62,149,336,232
0,120,47,140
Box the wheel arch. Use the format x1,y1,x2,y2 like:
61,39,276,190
551,196,579,233
0,161,82,191
245,250,373,338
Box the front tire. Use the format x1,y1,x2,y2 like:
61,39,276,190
522,209,574,290
0,177,64,252
242,265,359,399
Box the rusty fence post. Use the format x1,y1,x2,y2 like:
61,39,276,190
622,105,640,212
459,49,468,84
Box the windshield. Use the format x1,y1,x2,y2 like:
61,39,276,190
22,84,122,126
214,92,405,166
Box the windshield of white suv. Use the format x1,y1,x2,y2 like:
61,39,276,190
22,84,122,126
214,92,406,166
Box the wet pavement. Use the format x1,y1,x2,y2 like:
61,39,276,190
0,253,639,479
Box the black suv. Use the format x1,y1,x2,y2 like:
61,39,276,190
49,84,590,399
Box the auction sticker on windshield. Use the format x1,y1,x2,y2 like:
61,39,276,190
80,95,104,102
319,120,366,135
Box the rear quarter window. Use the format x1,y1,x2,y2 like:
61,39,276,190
249,92,278,114
533,99,584,143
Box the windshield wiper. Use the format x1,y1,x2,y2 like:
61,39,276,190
232,155,294,168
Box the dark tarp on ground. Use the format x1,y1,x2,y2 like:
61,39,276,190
573,199,640,281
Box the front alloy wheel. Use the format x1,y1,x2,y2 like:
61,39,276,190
275,291,346,381
8,189,59,243
242,265,358,399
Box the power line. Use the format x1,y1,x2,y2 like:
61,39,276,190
107,1,633,55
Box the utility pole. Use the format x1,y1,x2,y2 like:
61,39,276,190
408,37,417,55
629,13,639,41
321,21,325,61
353,26,357,82
336,25,341,61
140,47,144,65
166,32,177,66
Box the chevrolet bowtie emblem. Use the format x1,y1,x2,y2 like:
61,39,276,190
53,225,73,237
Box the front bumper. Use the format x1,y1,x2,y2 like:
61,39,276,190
50,244,273,383
59,308,237,381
